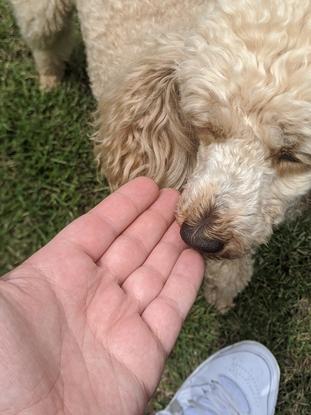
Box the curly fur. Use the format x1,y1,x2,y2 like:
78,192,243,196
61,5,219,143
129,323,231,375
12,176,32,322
10,0,311,312
93,38,198,190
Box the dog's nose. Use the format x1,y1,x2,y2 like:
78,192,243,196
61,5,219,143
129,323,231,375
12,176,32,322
180,222,224,254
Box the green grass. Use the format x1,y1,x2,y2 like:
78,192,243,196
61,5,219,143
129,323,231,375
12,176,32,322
1,2,311,413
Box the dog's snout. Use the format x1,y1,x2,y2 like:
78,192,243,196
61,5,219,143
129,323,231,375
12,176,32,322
180,222,224,254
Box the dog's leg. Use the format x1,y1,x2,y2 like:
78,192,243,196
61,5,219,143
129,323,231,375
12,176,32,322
204,255,254,313
9,0,74,90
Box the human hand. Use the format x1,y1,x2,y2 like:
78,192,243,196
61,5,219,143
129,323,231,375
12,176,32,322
0,177,204,415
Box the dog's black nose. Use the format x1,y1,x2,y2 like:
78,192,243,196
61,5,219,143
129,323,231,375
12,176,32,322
180,222,224,254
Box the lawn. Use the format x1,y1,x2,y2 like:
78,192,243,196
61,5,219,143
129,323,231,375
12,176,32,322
1,1,311,413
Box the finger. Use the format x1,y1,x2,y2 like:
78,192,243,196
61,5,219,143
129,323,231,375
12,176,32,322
98,189,179,283
122,222,187,313
142,249,204,354
45,177,159,261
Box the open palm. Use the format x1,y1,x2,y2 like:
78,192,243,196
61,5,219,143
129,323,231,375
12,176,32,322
0,178,204,415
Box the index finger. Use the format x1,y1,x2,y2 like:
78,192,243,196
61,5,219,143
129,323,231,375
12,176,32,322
52,177,160,261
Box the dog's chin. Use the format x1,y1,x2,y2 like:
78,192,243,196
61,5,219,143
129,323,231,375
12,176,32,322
203,250,249,261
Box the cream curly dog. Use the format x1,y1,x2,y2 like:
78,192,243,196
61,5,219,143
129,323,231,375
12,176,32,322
10,0,311,312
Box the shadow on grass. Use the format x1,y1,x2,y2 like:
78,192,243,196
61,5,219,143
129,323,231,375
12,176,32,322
64,36,91,91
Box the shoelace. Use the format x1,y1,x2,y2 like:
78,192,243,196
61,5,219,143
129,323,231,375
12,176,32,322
196,380,242,414
174,376,249,415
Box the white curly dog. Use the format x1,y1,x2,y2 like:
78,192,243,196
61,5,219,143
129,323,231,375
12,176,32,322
10,0,311,312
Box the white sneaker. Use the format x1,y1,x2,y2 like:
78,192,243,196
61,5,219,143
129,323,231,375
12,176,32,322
157,341,280,415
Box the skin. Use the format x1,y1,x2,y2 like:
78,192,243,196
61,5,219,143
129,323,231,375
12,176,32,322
0,177,204,415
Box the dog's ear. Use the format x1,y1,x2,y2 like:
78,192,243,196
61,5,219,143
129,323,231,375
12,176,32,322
94,41,197,190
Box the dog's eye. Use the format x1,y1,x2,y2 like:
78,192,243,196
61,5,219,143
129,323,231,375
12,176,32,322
278,151,300,163
273,147,310,176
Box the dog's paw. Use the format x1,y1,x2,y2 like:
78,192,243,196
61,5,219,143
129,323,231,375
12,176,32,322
39,74,61,91
204,284,235,314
